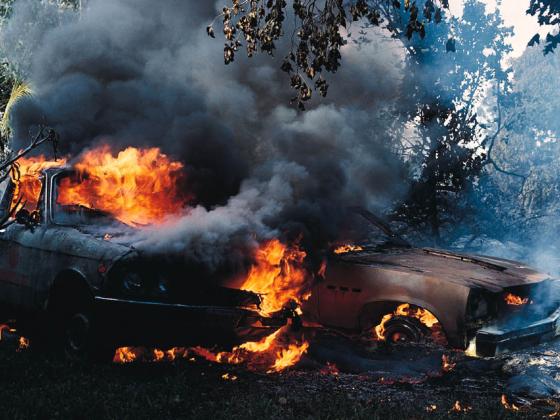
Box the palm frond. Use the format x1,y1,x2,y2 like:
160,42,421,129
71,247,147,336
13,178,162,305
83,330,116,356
1,81,32,139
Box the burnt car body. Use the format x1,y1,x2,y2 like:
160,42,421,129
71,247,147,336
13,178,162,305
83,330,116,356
303,209,560,357
0,167,283,359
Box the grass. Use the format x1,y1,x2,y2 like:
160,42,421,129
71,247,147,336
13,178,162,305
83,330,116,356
0,339,548,419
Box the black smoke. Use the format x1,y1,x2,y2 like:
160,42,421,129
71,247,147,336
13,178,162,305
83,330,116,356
2,0,407,275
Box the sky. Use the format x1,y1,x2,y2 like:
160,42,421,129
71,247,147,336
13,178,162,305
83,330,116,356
449,0,550,58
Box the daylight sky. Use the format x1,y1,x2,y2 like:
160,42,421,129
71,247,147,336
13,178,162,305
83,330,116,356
449,0,550,57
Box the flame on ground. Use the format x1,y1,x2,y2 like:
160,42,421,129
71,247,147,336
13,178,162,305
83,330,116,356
198,324,309,373
10,146,187,225
113,325,309,373
333,244,363,254
450,401,471,413
504,292,530,306
18,336,29,350
113,239,312,373
374,303,443,342
501,394,520,411
442,354,455,372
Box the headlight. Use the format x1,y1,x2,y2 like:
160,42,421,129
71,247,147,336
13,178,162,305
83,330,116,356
122,272,147,294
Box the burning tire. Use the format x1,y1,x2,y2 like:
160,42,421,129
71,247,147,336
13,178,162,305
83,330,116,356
372,303,446,345
382,316,425,344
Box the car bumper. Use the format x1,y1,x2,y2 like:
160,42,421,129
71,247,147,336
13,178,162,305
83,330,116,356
93,296,285,347
474,306,560,357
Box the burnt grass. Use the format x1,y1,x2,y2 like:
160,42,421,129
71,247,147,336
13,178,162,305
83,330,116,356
0,335,556,420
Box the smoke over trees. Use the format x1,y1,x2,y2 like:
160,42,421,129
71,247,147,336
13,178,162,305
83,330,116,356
0,0,558,273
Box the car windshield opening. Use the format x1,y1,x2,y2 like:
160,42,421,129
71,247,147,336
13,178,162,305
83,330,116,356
53,172,118,226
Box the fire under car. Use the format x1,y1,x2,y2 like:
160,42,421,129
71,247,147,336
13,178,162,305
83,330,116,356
0,167,287,360
303,208,560,357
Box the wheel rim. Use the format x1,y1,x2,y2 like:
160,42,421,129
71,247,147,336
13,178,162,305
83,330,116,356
383,316,423,344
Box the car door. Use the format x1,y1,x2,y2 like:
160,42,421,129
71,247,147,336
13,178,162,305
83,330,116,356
0,175,47,311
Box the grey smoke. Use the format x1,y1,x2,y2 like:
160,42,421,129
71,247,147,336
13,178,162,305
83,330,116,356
2,0,407,274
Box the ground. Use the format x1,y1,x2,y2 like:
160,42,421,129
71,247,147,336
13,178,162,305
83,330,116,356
1,330,559,419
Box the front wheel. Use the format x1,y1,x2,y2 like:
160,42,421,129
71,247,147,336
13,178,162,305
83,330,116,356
62,310,114,362
382,316,426,344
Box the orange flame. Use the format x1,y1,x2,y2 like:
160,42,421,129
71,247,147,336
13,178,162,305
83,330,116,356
374,303,444,343
504,293,529,306
333,244,363,254
113,346,137,363
10,146,187,225
112,239,312,372
501,394,520,411
450,401,471,413
57,146,187,225
112,239,311,372
240,239,309,314
10,155,67,212
215,325,309,372
18,336,29,350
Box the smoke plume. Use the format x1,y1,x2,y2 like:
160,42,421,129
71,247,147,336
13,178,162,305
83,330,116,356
2,0,407,275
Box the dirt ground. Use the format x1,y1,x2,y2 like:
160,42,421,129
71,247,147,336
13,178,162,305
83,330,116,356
2,329,560,420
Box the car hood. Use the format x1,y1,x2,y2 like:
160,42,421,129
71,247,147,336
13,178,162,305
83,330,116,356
335,247,551,292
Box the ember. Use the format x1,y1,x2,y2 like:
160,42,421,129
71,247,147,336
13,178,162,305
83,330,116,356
18,337,29,350
504,292,530,306
442,354,456,372
333,244,363,254
221,373,237,381
320,362,340,376
450,400,471,413
501,394,520,411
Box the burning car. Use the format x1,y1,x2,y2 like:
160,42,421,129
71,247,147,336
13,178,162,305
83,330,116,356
0,161,286,360
2,148,560,364
303,209,560,357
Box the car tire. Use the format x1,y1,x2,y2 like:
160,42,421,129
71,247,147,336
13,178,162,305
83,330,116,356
62,310,114,362
382,316,425,344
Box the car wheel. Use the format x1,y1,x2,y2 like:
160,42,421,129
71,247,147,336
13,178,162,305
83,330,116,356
382,316,425,344
63,311,114,362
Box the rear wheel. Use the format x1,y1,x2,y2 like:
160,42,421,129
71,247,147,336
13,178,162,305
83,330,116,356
382,316,425,344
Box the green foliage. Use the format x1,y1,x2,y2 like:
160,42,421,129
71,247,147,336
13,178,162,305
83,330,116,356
392,0,513,243
527,0,560,53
